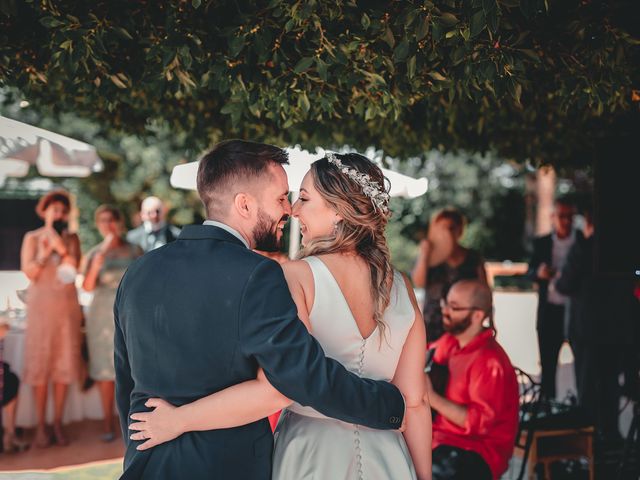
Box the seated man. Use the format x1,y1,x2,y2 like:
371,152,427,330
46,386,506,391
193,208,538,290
425,279,519,480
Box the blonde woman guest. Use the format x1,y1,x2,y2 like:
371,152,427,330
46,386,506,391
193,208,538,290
20,190,83,447
128,153,432,480
411,208,488,342
82,205,142,441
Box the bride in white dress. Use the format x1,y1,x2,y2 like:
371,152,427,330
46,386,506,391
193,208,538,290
129,152,432,480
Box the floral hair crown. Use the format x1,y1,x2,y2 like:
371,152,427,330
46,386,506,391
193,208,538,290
326,152,390,214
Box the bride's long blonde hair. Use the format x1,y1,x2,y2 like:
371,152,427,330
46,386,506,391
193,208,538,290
297,153,393,339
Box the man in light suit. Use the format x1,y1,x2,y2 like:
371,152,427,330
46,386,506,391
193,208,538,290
126,196,181,252
114,140,405,480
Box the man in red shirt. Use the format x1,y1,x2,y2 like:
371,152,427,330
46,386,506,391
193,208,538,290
425,279,519,480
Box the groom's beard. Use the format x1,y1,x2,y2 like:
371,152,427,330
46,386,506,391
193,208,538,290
253,209,288,252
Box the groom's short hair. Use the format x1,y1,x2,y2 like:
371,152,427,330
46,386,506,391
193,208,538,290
197,140,288,218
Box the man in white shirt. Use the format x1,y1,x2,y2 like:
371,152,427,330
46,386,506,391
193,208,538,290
528,197,582,399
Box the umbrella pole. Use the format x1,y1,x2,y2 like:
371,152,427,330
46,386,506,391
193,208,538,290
288,192,300,259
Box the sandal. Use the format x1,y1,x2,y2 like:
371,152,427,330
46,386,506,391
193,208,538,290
52,424,69,447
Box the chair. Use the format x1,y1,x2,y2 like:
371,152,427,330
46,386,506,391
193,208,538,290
513,367,595,480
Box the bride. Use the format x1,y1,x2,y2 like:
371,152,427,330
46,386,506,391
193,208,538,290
129,152,432,479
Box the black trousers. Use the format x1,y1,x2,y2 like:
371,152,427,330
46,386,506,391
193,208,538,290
537,303,566,399
432,445,493,480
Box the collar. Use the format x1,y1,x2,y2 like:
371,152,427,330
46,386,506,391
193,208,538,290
202,220,250,248
453,328,495,353
144,221,166,234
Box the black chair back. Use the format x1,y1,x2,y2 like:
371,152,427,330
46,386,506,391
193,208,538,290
514,367,543,480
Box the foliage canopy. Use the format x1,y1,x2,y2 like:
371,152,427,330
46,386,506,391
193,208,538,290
1,0,639,165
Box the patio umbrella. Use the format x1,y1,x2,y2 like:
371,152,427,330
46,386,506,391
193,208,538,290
0,116,103,183
170,147,429,257
170,147,429,197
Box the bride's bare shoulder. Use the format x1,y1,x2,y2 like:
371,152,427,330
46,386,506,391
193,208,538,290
281,259,313,284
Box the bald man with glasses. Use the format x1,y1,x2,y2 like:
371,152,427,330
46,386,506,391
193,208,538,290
425,279,519,480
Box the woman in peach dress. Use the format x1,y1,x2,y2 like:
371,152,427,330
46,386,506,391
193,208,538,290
20,190,83,447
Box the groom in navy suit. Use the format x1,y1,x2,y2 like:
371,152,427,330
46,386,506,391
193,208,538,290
114,140,405,479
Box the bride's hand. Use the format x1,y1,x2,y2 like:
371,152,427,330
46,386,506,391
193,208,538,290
129,398,183,451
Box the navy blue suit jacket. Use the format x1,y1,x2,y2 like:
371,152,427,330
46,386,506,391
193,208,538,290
527,231,583,326
114,225,405,479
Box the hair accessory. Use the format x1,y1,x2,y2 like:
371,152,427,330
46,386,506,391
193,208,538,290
326,153,390,213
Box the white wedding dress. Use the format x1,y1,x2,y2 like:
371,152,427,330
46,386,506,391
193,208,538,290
273,256,417,480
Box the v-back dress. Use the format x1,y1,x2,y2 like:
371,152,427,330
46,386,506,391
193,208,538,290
273,256,417,480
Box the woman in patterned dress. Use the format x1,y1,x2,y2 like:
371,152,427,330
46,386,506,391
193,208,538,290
20,190,83,447
82,205,142,441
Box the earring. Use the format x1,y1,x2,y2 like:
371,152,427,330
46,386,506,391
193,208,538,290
332,220,338,235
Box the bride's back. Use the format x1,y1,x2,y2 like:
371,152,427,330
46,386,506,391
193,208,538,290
293,254,415,387
313,253,378,339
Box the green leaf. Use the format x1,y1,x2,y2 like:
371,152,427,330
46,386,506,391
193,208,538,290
39,17,64,28
362,71,387,86
383,27,395,48
294,57,314,73
220,102,240,115
365,105,376,121
445,30,458,39
416,16,430,41
192,0,202,8
114,27,133,40
407,55,416,79
428,71,447,82
361,13,371,30
470,10,486,37
109,74,128,89
248,102,261,118
60,40,73,51
439,13,459,27
316,58,328,81
298,91,310,112
228,36,245,57
393,39,410,63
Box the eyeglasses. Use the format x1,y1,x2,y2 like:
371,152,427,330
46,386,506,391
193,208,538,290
439,299,483,312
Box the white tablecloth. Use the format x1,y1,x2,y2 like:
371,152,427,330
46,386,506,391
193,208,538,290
2,328,105,428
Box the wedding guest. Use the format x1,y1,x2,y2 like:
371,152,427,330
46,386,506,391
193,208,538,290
82,205,142,441
412,208,487,341
527,197,582,399
126,196,181,252
426,279,519,480
20,189,83,447
556,208,639,442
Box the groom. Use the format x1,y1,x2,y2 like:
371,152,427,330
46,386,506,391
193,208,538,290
114,140,405,480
